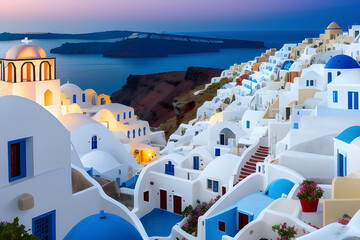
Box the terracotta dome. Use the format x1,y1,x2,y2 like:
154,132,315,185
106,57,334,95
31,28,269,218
327,22,341,30
5,45,47,59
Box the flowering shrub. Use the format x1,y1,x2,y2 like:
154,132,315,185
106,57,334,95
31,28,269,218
272,222,297,240
181,195,221,236
297,180,324,202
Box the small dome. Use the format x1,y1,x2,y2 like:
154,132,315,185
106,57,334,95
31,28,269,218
327,22,341,30
5,45,46,59
60,83,84,92
325,55,360,69
64,211,143,240
335,126,360,144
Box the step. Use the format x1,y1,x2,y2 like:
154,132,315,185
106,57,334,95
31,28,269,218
259,146,269,149
243,165,256,171
240,170,252,176
250,157,264,162
252,155,265,160
254,153,267,158
257,149,269,154
246,161,256,167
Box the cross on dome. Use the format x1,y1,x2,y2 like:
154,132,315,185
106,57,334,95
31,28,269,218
21,37,32,45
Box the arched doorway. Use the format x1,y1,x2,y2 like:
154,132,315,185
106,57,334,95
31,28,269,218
6,62,16,82
219,128,236,145
91,96,96,105
44,90,53,106
21,62,35,82
100,98,106,105
39,61,51,80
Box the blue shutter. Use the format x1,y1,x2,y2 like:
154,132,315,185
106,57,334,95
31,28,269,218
246,120,250,129
355,92,359,109
215,148,220,157
82,93,86,102
213,181,218,192
207,179,212,189
193,156,199,170
73,94,76,103
333,91,338,103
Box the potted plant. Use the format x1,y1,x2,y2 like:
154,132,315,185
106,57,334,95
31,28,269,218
272,222,297,240
297,180,324,212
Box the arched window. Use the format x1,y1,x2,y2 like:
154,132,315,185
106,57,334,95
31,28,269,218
39,61,51,80
127,131,130,139
6,62,16,82
21,62,35,82
101,98,106,105
138,128,141,136
133,129,136,138
337,71,341,76
143,127,146,136
129,111,131,119
91,135,97,149
44,89,53,106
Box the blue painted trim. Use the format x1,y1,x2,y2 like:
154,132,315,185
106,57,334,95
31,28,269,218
8,138,27,182
32,210,56,240
345,153,348,176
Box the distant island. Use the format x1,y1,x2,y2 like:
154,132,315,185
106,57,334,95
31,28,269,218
0,31,264,58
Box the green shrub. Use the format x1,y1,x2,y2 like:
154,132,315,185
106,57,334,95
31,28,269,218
0,217,38,240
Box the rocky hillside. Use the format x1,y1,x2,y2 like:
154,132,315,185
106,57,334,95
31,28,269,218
111,67,223,127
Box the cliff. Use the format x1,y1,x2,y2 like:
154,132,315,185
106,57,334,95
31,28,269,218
111,67,223,128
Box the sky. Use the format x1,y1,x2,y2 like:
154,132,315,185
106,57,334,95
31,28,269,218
1,0,360,33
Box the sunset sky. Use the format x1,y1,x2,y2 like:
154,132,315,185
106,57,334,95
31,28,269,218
1,0,359,33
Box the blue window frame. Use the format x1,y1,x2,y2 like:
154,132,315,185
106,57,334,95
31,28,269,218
91,135,97,149
33,210,56,240
133,129,136,138
328,72,332,83
337,151,347,177
129,111,131,119
293,123,299,129
82,93,86,102
348,91,359,109
246,120,250,129
138,128,141,136
215,148,220,157
193,156,199,170
123,112,126,120
165,161,174,176
127,131,130,139
8,138,26,182
117,114,120,121
333,91,338,103
143,127,146,136
73,94,76,103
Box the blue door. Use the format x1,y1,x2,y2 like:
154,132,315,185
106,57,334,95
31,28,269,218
193,156,199,170
213,181,218,192
100,98,106,105
73,94,76,103
33,210,56,240
348,92,359,109
337,153,346,177
91,135,97,149
165,161,174,175
328,72,332,83
91,96,96,105
215,148,220,157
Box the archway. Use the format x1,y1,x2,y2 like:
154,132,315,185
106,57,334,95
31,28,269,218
6,62,16,82
92,96,96,105
219,128,236,145
44,89,53,106
21,62,35,82
40,61,51,80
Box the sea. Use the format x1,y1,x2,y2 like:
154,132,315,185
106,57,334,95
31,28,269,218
0,31,319,95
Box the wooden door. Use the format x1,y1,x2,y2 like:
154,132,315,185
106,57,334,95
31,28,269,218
160,190,167,210
173,195,182,214
238,212,249,230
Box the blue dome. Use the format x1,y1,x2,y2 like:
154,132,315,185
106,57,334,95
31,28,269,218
335,126,360,144
281,60,294,70
64,211,143,240
325,55,360,69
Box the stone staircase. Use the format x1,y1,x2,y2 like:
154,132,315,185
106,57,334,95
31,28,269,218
234,146,270,186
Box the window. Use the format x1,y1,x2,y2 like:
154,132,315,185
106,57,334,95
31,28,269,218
133,129,136,138
328,72,332,83
195,131,199,136
73,94,76,103
127,131,130,139
117,114,120,121
143,127,146,135
8,138,26,182
193,156,199,170
165,161,174,176
91,135,97,149
33,210,56,240
306,80,314,87
144,191,149,202
207,179,219,192
129,111,132,119
138,128,141,136
333,91,338,103
123,112,126,120
100,98,106,105
218,221,225,232
215,148,220,157
82,93,86,102
337,71,341,76
246,120,250,129
293,123,299,129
